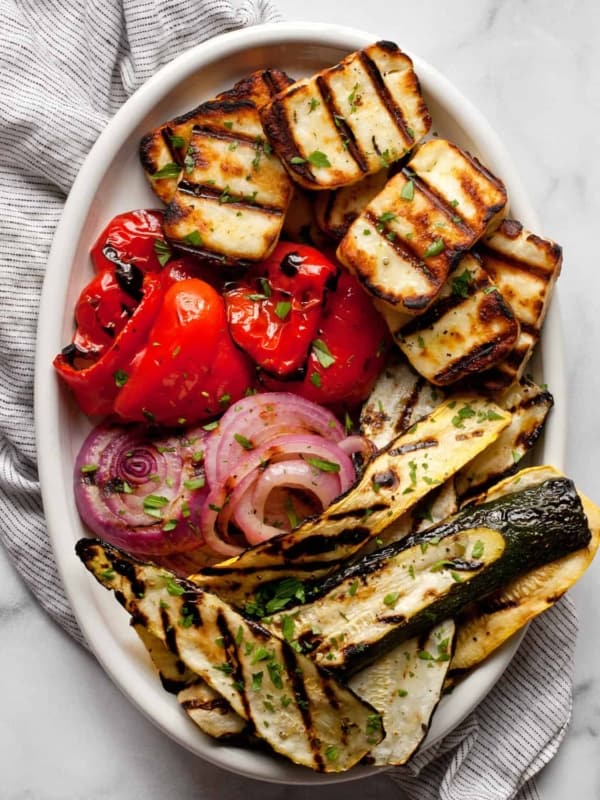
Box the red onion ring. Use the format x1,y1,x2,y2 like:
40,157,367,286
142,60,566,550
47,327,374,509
204,392,345,487
74,422,208,555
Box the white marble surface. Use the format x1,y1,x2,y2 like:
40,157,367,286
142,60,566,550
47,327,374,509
2,1,599,798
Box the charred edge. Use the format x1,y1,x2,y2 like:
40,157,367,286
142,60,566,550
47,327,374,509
387,437,439,457
161,125,185,165
315,75,368,174
175,180,284,216
406,169,475,235
359,50,413,144
516,388,554,412
280,645,324,771
139,131,163,173
181,596,203,628
262,68,296,96
181,696,233,712
282,525,374,559
191,123,262,147
458,147,506,196
399,282,482,337
261,100,315,184
394,376,427,435
112,556,146,600
168,240,253,270
477,244,560,282
216,610,251,720
433,338,516,386
160,675,192,694
516,421,547,451
197,558,337,579
161,605,179,656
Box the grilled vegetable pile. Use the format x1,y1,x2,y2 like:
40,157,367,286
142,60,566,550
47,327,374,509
65,38,600,773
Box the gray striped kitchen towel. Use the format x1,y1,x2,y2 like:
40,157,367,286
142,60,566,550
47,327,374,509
0,2,574,797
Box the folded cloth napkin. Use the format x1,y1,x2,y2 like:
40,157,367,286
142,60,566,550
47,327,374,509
0,2,574,797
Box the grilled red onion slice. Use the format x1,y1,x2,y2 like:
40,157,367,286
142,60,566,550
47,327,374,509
200,431,359,556
74,422,208,555
204,392,345,487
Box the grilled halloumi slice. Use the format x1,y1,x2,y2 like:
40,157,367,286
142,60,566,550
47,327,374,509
163,119,294,266
314,169,391,240
261,41,431,190
395,252,520,385
474,219,562,390
454,377,553,501
140,69,293,203
337,140,508,314
360,350,444,449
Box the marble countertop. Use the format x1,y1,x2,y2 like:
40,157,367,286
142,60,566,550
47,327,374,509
2,1,599,798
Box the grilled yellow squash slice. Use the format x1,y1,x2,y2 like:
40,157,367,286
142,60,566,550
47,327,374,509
475,219,563,390
349,619,455,765
77,539,382,772
140,69,293,204
451,466,600,672
261,41,430,190
396,252,520,385
337,140,507,315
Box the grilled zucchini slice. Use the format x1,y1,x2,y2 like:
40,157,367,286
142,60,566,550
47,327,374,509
475,219,562,390
395,252,520,385
140,69,293,203
190,395,510,605
349,619,455,765
337,140,507,315
451,466,600,672
360,351,444,449
261,41,430,190
454,378,553,501
314,169,391,240
77,539,382,772
275,476,591,677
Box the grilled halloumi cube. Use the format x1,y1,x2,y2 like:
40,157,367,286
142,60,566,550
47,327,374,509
395,252,520,385
261,41,431,190
163,119,294,266
140,69,293,203
337,140,508,314
314,169,390,240
474,219,562,390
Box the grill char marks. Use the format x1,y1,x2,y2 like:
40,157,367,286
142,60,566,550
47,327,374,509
261,41,431,190
396,252,519,386
139,67,294,204
337,139,508,318
76,539,381,772
474,218,562,390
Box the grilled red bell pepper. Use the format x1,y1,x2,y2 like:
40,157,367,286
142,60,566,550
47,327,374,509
114,278,255,426
53,272,164,417
261,270,391,408
90,208,167,275
224,242,338,377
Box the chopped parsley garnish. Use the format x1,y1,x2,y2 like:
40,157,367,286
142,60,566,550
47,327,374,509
166,578,185,596
281,615,295,642
151,162,180,179
348,579,359,597
183,477,206,491
80,464,99,474
162,520,177,532
451,268,474,298
304,456,341,473
308,150,331,169
258,277,272,298
214,663,234,674
312,338,336,368
143,494,169,517
348,82,361,113
452,403,476,428
113,369,129,388
100,568,115,580
401,179,415,201
169,134,185,148
183,230,203,246
290,156,307,165
423,238,445,258
202,420,219,431
251,671,263,691
285,494,300,529
308,97,320,113
153,238,172,266
233,432,254,451
325,745,339,762
310,371,322,388
274,300,292,320
383,591,400,608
